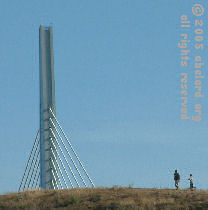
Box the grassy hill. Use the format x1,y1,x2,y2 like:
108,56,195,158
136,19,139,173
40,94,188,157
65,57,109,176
1,187,208,209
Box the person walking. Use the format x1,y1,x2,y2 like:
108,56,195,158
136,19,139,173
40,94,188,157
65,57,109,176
174,170,180,190
188,174,194,190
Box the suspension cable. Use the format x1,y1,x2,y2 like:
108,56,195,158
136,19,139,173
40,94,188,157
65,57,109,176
50,128,80,187
35,172,40,189
51,163,60,189
50,137,73,188
19,130,39,191
27,151,40,189
49,108,95,187
49,118,87,187
50,145,68,189
31,161,40,188
51,178,56,190
52,157,62,189
23,140,40,190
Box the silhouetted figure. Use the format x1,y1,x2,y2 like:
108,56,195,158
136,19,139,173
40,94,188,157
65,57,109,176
188,174,194,190
174,170,180,190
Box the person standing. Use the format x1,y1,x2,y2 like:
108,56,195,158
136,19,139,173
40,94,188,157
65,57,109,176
174,170,180,190
188,174,194,190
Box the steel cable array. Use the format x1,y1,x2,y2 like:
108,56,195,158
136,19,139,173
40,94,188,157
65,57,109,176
19,108,95,191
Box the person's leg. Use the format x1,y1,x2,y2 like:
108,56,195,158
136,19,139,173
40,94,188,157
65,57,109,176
175,180,179,189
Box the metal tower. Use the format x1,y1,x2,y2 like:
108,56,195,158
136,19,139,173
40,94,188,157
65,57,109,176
19,25,95,191
39,25,56,189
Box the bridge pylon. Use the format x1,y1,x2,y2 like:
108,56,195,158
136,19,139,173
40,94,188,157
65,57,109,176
19,25,95,191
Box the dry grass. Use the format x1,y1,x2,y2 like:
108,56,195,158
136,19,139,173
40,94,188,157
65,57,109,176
0,187,208,209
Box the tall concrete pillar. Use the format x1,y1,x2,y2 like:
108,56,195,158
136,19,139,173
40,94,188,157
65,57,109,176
39,25,56,189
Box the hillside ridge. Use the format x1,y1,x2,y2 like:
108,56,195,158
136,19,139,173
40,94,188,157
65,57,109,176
1,187,208,209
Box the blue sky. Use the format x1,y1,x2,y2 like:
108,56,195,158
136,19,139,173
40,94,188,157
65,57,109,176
0,0,208,193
